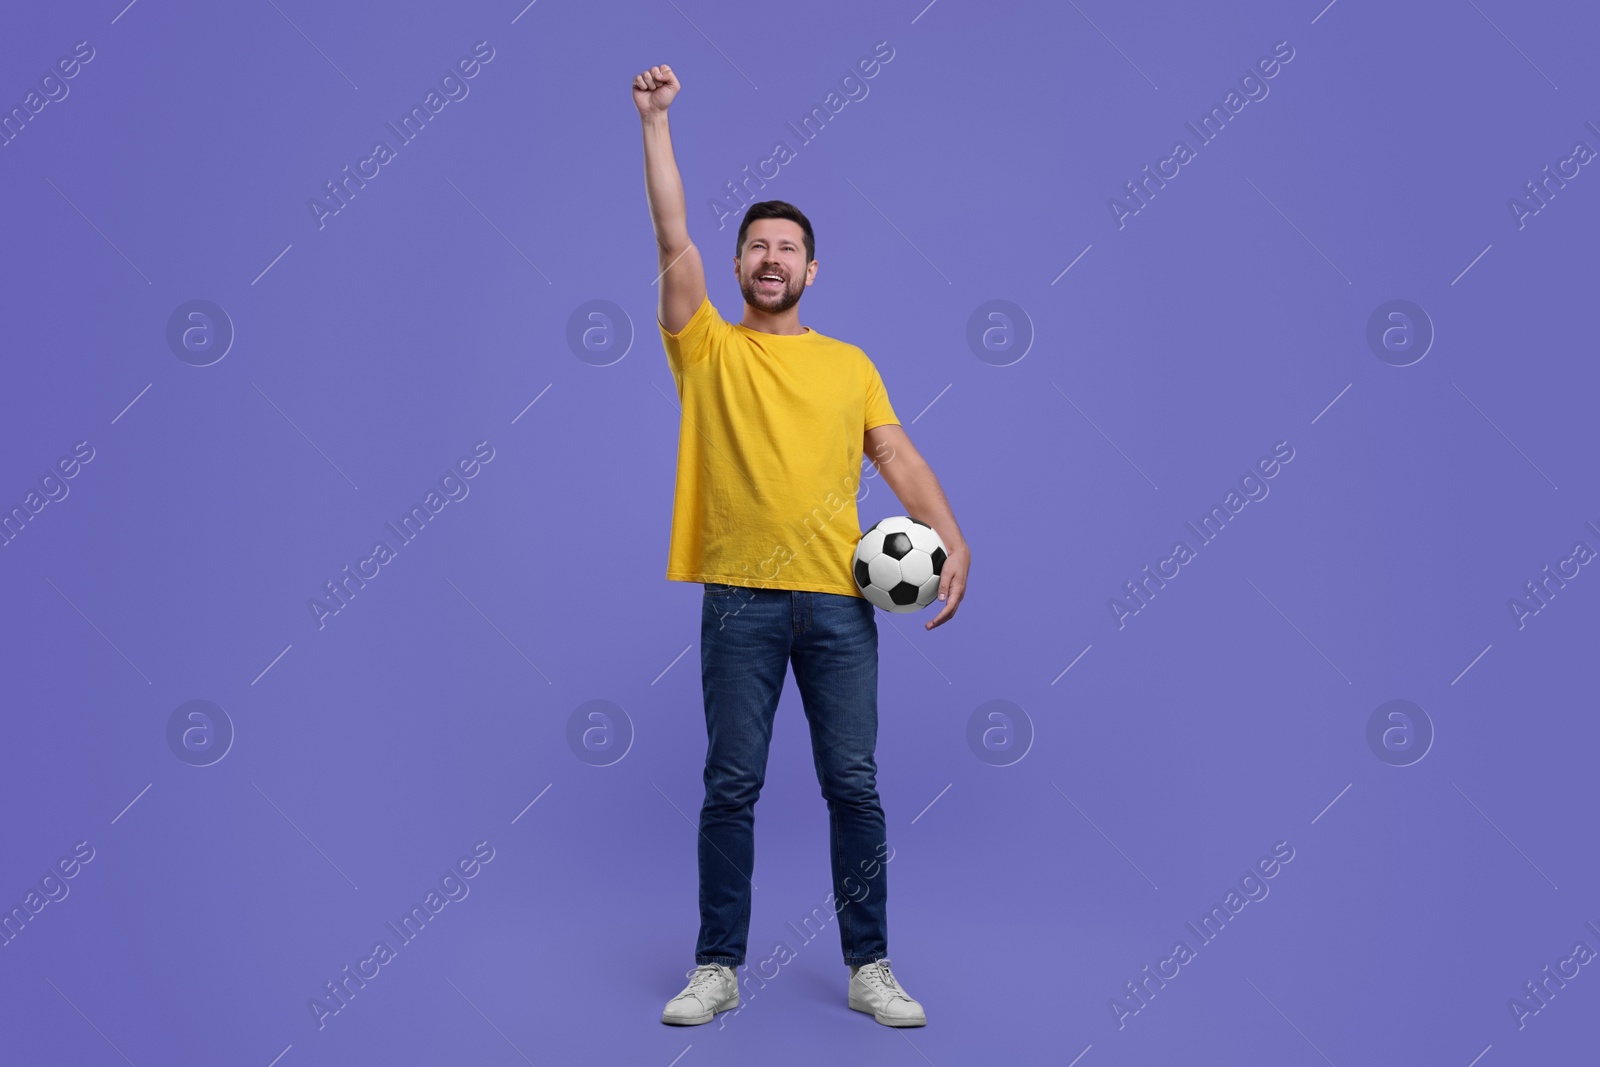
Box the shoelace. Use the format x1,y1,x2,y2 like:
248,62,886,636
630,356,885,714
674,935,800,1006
855,960,909,1002
684,965,727,997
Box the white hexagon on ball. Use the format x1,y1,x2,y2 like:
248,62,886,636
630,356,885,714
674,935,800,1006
867,552,903,591
898,550,933,587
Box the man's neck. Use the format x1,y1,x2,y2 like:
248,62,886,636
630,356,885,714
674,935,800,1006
738,306,809,335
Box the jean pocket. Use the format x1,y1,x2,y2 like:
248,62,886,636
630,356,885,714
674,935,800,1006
703,582,738,597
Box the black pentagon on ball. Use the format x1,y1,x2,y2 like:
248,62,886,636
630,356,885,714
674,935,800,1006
889,581,921,606
882,532,913,560
854,558,872,589
930,546,947,574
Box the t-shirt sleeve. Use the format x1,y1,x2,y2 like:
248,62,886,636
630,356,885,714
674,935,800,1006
864,361,900,431
659,293,723,378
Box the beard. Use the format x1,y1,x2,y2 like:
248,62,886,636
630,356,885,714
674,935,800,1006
740,270,803,315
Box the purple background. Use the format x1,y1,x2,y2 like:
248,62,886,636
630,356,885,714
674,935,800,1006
3,1,1597,1064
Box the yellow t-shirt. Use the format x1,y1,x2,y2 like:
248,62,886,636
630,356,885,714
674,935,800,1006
659,293,900,597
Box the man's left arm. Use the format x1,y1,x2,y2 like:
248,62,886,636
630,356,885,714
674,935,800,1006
863,423,969,631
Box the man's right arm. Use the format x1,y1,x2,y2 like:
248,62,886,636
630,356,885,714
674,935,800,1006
633,64,706,334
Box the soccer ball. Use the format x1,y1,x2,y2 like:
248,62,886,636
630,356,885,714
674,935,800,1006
853,515,948,612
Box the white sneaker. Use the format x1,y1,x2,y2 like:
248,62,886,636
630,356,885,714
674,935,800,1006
662,963,739,1025
849,958,926,1027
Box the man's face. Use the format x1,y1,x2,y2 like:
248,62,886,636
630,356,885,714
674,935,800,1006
736,219,813,315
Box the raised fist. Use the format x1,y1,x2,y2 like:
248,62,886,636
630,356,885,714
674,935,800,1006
632,64,680,115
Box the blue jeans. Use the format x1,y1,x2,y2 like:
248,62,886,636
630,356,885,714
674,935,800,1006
695,583,890,968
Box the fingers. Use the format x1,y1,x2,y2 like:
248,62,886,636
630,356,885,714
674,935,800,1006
925,584,964,629
634,65,677,90
927,552,969,628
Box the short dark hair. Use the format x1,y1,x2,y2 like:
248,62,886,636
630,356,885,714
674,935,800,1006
736,201,815,264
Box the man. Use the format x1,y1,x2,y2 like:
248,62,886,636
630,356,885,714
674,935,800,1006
633,63,969,1029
